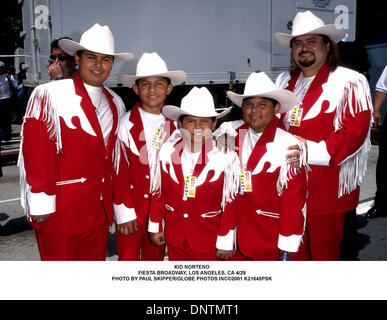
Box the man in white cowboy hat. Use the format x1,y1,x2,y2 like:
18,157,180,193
19,23,133,260
217,72,309,261
113,52,186,260
147,86,239,260
273,11,372,260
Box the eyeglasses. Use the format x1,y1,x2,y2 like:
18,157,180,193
50,55,67,61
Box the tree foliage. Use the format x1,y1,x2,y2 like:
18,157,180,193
0,0,23,58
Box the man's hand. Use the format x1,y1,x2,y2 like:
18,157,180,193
149,232,166,246
48,60,64,79
287,135,308,167
286,144,301,166
277,250,291,261
116,219,138,236
31,214,51,223
373,91,387,128
216,249,233,261
373,109,382,128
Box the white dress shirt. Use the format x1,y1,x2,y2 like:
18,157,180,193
241,127,262,170
84,83,113,148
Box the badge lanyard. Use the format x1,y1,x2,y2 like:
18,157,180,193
239,128,254,194
152,122,167,150
290,76,313,127
182,143,209,200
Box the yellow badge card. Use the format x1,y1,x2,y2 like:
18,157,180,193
290,106,303,127
184,176,197,199
240,171,252,192
152,129,167,150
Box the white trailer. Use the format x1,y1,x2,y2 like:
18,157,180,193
20,0,357,89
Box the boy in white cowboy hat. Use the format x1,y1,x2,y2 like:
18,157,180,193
113,52,186,260
274,11,372,260
147,86,239,261
19,23,133,260
216,72,309,261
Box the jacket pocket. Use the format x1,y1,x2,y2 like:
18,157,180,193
56,177,87,186
256,209,279,219
165,204,175,212
201,210,222,218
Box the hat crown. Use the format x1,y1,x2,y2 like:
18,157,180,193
136,52,170,76
226,72,297,113
243,72,278,96
163,86,231,120
79,23,115,55
292,10,325,36
119,52,186,87
273,10,346,47
181,87,215,115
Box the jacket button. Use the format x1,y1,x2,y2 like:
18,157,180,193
183,213,189,218
144,194,149,198
145,175,150,179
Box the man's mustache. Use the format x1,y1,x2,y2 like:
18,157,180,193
299,51,315,58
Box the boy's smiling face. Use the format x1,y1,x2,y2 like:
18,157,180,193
75,50,114,87
242,96,280,133
179,115,217,152
133,76,173,114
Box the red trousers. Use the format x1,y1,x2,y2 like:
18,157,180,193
115,220,165,261
167,239,219,261
235,213,345,261
235,237,310,261
34,217,109,261
306,212,346,261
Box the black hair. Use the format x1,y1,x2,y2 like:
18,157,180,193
51,37,72,51
75,50,115,62
51,37,75,61
242,96,279,107
178,114,217,124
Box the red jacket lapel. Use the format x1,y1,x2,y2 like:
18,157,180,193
129,103,148,160
129,104,177,166
73,74,105,149
170,137,213,181
284,63,331,117
301,63,330,115
238,118,279,172
192,138,213,177
102,86,118,157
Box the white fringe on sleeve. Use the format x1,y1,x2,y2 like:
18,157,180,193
18,84,62,214
222,152,241,208
334,76,373,198
277,141,309,196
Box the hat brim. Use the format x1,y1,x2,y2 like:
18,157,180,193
162,105,232,121
59,39,134,62
119,71,187,87
274,24,347,48
227,89,297,114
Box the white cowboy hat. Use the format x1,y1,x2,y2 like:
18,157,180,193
119,52,187,87
273,10,347,48
59,23,134,62
226,72,297,113
163,87,231,121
